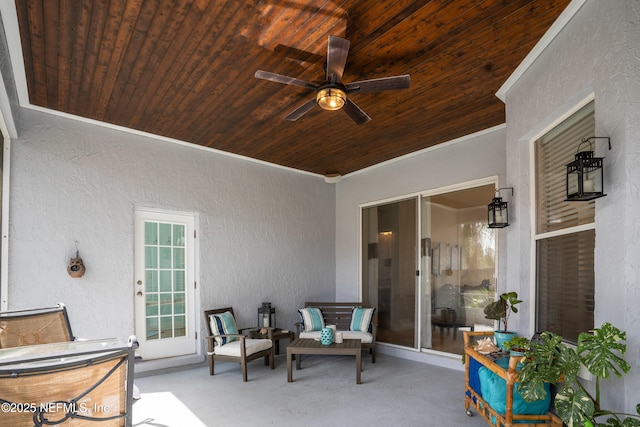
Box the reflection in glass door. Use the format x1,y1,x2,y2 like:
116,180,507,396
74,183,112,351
421,186,496,354
362,198,417,348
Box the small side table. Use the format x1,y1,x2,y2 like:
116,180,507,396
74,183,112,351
249,328,294,355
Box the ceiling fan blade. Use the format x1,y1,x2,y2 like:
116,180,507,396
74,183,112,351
326,36,350,83
342,99,371,125
255,70,318,89
285,98,317,121
346,74,410,93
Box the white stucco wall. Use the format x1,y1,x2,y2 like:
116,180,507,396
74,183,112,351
503,0,639,414
8,109,336,355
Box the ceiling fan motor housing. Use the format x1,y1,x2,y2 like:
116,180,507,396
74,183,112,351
316,83,347,110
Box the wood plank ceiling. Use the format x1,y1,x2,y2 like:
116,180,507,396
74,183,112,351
14,0,571,176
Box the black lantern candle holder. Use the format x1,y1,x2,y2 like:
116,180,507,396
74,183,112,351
565,137,609,202
258,302,276,328
488,187,513,228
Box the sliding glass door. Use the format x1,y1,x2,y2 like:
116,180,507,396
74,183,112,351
362,198,417,348
362,183,496,355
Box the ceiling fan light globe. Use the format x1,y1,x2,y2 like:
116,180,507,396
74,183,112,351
317,88,346,110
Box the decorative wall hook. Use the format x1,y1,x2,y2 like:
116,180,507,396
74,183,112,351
67,241,86,278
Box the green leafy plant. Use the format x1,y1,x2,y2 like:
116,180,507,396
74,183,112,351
503,336,530,353
517,323,640,427
483,291,522,332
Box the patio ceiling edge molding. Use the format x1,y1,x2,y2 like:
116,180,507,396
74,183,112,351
496,0,587,101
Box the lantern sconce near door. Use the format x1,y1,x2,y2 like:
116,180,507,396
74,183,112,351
488,187,513,229
565,137,611,202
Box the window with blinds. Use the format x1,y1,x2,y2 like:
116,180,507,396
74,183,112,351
534,101,595,343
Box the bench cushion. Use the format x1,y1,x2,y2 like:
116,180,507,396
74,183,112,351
208,311,238,345
350,307,375,333
299,330,373,344
213,338,272,357
298,307,325,332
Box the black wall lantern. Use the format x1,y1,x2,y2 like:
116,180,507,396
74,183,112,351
258,302,276,328
488,187,513,228
565,137,610,202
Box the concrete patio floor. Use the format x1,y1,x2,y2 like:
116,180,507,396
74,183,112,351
132,352,489,427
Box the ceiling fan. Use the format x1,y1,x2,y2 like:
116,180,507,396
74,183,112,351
255,36,410,125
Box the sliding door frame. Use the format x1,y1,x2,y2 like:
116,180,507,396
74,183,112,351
359,176,499,354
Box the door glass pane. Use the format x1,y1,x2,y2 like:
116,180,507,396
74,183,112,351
422,186,496,354
145,222,157,245
160,317,173,338
362,198,417,348
145,270,158,292
160,294,172,315
173,248,185,269
159,270,172,292
144,220,188,341
159,223,172,245
159,247,172,268
145,247,158,268
174,315,186,337
173,224,184,246
174,293,185,314
146,318,158,340
174,271,185,291
145,294,158,316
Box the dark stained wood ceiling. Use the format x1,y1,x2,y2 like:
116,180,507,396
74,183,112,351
14,0,571,176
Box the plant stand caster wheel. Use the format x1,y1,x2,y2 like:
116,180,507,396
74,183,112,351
466,409,473,417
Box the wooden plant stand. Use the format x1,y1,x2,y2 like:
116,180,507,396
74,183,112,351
463,331,562,427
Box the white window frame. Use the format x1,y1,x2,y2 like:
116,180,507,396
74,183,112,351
529,96,596,339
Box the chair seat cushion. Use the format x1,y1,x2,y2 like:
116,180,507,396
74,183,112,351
299,331,373,344
214,338,272,357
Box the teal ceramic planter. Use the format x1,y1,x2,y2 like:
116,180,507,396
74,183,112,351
494,330,516,352
320,327,334,345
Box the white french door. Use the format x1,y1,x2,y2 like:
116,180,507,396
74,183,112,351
134,209,197,359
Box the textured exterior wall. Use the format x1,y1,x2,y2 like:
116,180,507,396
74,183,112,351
9,109,335,351
335,126,507,301
503,0,639,414
0,9,20,137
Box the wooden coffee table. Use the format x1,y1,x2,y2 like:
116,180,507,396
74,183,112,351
286,338,362,384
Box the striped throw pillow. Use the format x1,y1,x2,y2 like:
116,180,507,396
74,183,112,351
209,311,239,345
350,307,375,333
298,307,325,332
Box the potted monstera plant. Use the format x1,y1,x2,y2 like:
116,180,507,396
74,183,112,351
517,323,640,427
483,291,522,350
